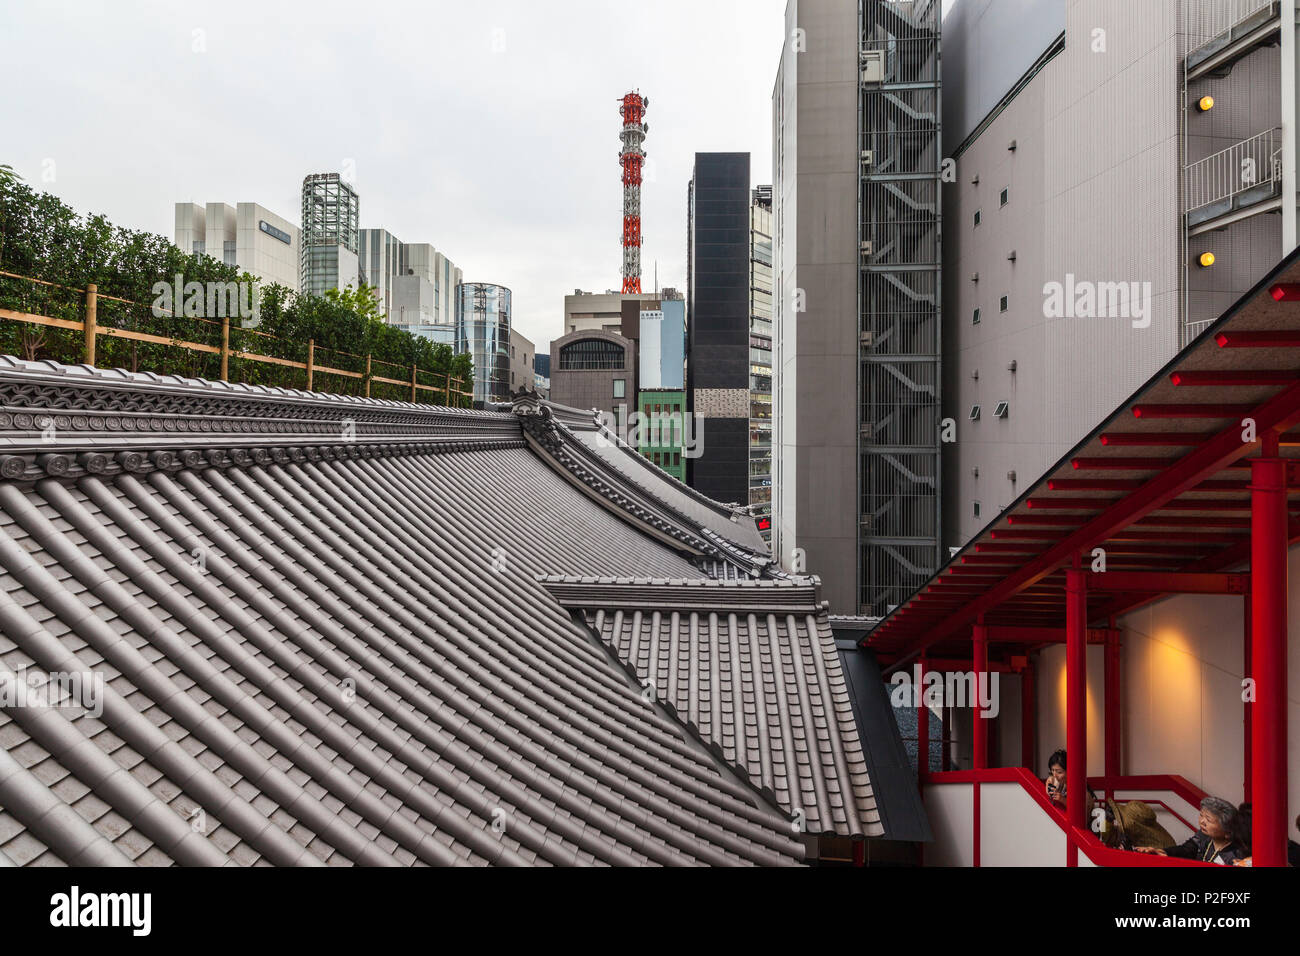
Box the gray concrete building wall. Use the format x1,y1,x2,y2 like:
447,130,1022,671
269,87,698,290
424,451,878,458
772,0,861,613
941,0,1289,549
509,328,536,396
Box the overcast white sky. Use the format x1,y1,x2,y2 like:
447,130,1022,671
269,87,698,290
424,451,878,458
1,0,810,351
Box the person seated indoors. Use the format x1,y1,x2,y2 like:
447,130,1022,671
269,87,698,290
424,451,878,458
1134,797,1247,865
1044,749,1069,812
1042,748,1101,820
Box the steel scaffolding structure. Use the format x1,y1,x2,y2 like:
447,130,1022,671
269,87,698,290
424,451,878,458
300,172,360,297
858,0,942,615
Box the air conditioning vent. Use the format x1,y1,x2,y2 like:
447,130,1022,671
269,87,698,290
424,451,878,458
860,50,885,84
969,404,982,422
994,401,1009,419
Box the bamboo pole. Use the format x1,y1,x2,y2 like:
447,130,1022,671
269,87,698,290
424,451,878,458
220,316,230,381
410,363,417,402
364,354,372,398
83,284,97,365
306,339,315,391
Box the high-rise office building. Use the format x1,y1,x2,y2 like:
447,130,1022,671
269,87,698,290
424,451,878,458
358,228,403,318
300,173,360,297
456,282,512,404
174,201,300,291
358,233,462,343
687,152,752,507
750,186,774,540
772,0,942,615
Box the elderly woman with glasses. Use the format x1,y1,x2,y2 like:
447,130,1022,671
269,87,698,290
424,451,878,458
1133,797,1247,865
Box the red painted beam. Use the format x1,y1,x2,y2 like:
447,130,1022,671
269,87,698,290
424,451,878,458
1155,500,1251,511
986,625,1110,643
1131,404,1253,418
1171,370,1299,387
1100,432,1215,447
1006,515,1084,526
1135,515,1249,528
1085,571,1249,594
1107,530,1244,542
1066,564,1088,843
1215,330,1300,347
1267,283,1300,301
990,529,1069,540
1251,452,1289,866
1071,456,1179,470
1026,497,1112,510
1049,478,1143,491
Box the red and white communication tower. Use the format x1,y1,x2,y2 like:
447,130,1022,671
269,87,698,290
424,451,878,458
618,91,649,294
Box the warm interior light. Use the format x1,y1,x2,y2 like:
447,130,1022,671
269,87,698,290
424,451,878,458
1199,251,1215,268
1197,95,1214,112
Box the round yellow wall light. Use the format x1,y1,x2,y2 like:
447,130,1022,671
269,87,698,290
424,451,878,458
1197,95,1215,112
1199,252,1216,268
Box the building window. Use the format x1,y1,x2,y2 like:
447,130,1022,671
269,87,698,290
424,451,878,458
1000,187,1009,207
973,500,981,518
613,379,626,399
972,307,981,325
999,295,1009,313
973,209,981,227
558,338,625,370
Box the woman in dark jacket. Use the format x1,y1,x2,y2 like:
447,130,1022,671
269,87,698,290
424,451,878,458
1134,797,1246,865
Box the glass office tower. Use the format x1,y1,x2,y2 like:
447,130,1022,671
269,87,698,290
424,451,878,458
455,282,512,404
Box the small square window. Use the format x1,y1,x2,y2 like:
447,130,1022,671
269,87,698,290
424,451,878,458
999,295,1009,313
613,379,626,399
973,209,982,227
972,307,981,325
1000,187,1010,206
973,500,981,518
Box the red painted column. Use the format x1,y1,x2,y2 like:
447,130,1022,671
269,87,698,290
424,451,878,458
1021,656,1036,769
1243,594,1252,804
916,657,930,783
1066,559,1088,846
1250,448,1288,867
973,622,989,770
1104,627,1121,778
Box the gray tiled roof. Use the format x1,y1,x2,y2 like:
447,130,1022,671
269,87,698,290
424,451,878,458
541,576,883,838
0,359,811,865
0,358,861,865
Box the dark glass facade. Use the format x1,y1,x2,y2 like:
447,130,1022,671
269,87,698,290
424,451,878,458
687,153,752,506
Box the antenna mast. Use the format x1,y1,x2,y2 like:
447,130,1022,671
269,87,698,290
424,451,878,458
618,91,648,294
